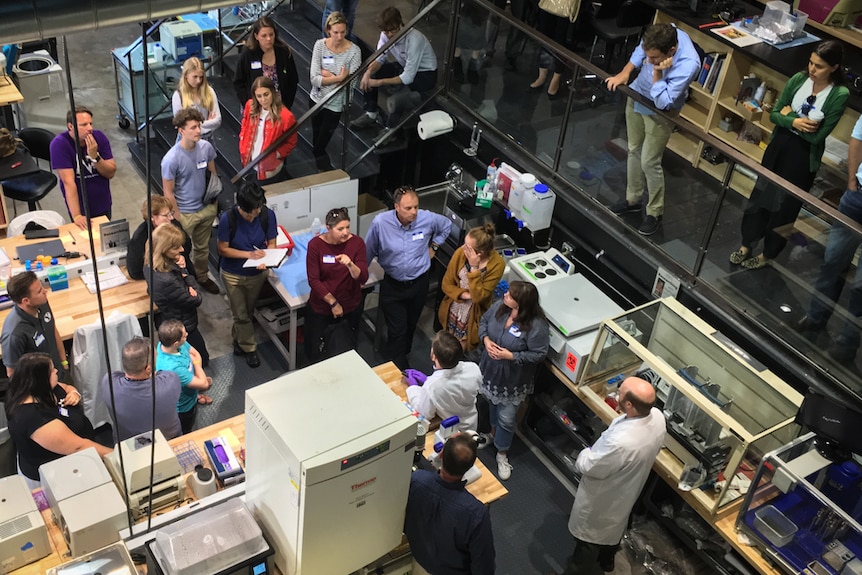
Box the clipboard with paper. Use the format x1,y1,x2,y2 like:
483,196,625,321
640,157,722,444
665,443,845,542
243,248,288,268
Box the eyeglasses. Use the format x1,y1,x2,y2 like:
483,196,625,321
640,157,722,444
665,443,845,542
801,94,817,116
383,26,401,35
327,207,348,220
156,210,175,219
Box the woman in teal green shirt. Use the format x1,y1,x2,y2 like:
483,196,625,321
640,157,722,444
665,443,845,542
730,40,849,270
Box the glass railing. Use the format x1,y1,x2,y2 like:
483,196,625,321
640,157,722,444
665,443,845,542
443,0,862,400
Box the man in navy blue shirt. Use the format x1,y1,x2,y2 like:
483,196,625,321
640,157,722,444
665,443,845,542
366,186,450,369
404,433,495,574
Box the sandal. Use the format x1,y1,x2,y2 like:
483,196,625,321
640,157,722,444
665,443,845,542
729,249,751,265
741,256,766,270
197,393,213,405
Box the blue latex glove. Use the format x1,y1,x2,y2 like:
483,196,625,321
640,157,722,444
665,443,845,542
404,369,428,386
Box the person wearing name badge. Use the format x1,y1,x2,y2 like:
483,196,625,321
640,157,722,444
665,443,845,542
309,11,361,172
217,181,278,369
6,353,111,490
161,107,221,295
233,16,299,111
305,207,368,364
239,76,298,183
477,281,549,481
365,186,451,370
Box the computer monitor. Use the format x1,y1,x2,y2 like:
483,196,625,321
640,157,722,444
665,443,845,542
795,391,862,460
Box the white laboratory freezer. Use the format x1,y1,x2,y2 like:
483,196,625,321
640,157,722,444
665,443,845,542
245,351,418,575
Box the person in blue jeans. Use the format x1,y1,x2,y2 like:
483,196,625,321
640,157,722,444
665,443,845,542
478,281,549,481
798,115,862,362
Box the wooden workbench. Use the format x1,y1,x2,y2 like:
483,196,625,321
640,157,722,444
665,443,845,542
13,362,506,574
0,217,151,344
0,78,23,106
548,363,781,575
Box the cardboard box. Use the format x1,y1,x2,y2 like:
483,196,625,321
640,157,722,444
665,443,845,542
357,194,387,238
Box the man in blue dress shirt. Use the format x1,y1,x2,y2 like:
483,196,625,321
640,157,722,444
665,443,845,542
366,186,451,369
605,23,701,236
404,433,496,574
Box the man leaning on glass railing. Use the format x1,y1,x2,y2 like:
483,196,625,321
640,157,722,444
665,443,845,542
797,114,862,363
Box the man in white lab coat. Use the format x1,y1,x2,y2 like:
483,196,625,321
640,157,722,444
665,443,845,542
561,377,666,575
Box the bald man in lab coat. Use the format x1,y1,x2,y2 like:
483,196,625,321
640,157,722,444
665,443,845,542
561,377,666,575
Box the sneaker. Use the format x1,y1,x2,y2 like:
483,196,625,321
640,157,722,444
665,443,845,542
609,199,643,214
476,433,493,450
350,112,378,129
199,279,220,294
374,131,407,155
496,453,512,481
638,215,662,236
246,351,261,368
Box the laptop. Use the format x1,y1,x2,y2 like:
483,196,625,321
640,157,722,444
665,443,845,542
16,239,65,262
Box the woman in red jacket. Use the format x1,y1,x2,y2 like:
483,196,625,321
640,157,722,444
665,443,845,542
239,76,297,182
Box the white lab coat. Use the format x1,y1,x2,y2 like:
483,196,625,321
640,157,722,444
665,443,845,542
71,312,143,429
568,407,666,545
405,361,481,432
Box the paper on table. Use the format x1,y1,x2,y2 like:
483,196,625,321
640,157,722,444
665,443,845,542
243,248,288,268
711,25,763,47
80,264,128,293
78,229,101,240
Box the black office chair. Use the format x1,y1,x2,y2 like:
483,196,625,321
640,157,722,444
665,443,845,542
588,0,656,71
1,127,58,215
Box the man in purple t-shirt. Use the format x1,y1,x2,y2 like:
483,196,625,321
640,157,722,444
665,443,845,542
50,105,117,229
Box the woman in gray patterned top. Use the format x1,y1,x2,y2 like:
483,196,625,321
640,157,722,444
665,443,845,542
309,11,362,172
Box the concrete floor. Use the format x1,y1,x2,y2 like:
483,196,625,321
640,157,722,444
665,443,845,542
18,26,241,361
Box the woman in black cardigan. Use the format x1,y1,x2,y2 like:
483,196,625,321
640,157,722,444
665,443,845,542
143,223,211,382
233,16,299,110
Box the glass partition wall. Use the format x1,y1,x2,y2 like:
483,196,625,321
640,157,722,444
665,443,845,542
440,0,862,400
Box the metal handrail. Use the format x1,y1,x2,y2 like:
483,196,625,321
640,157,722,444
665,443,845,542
231,0,448,183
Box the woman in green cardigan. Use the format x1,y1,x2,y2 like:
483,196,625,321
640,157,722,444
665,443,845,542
730,40,849,270
438,223,505,354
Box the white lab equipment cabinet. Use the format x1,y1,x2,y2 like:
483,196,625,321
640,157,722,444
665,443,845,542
245,351,418,575
13,50,68,135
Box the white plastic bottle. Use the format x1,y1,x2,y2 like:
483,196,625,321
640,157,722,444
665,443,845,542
311,217,322,237
521,183,556,231
508,173,536,219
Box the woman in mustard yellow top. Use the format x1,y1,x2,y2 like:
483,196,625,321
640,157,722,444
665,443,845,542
438,223,504,352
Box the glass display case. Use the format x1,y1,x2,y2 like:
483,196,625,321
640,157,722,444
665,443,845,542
578,297,803,517
736,432,862,575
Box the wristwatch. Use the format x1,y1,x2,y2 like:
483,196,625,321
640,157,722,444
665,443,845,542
430,243,439,252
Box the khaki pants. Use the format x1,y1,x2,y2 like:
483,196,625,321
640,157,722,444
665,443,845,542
625,99,673,218
221,269,269,352
178,202,218,284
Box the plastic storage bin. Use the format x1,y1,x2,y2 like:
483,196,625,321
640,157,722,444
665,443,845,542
148,498,268,575
753,505,798,547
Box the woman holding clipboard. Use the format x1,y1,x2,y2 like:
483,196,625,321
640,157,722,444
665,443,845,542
217,181,278,368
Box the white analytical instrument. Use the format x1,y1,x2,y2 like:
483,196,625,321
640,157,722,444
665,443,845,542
104,429,184,518
38,447,126,557
0,475,51,572
508,247,574,285
539,273,625,383
245,350,418,575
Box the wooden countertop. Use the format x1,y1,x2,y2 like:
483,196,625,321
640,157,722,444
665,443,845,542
0,217,151,344
0,78,23,106
13,362,505,574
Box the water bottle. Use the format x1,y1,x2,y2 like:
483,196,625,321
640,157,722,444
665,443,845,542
311,217,322,237
486,160,499,200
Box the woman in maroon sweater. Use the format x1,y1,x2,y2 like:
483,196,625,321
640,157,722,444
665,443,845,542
305,207,369,364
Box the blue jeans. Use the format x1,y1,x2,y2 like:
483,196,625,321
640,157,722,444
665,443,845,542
808,189,862,349
488,400,520,452
321,0,360,37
